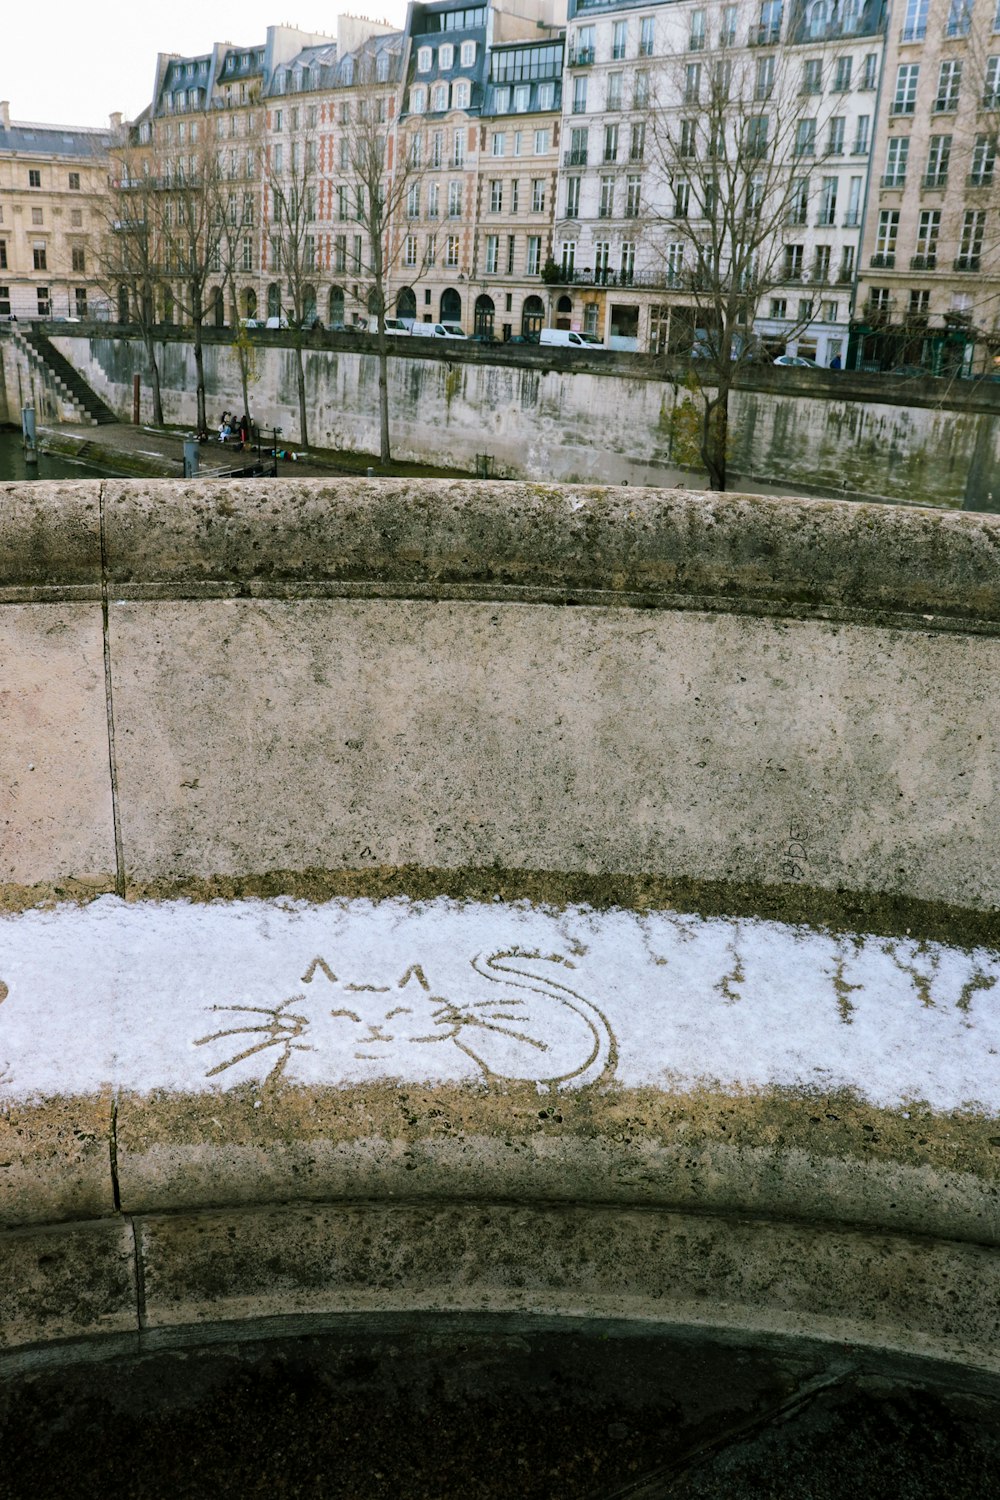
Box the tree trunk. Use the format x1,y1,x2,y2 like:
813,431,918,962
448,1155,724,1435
238,347,251,431
142,327,164,427
192,308,207,436
377,338,391,464
295,344,309,449
701,387,730,492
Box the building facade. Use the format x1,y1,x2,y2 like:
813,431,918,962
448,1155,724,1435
0,101,111,321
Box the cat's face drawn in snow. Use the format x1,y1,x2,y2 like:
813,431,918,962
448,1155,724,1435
195,948,617,1089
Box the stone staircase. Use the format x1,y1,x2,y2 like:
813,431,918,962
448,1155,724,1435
11,325,118,426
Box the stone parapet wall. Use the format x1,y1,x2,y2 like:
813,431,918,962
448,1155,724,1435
1,478,998,1375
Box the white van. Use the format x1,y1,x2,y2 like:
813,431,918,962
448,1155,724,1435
368,316,411,335
410,322,467,339
539,329,604,348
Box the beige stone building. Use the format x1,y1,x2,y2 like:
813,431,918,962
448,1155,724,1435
0,102,111,321
857,0,1000,373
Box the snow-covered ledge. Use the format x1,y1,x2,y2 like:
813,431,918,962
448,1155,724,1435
0,478,998,1377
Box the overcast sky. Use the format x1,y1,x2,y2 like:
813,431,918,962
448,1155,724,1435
3,1,409,130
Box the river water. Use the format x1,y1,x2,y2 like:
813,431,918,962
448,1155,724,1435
0,427,127,482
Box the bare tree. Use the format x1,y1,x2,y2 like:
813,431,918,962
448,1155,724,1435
263,101,320,447
642,42,843,489
99,129,165,424
337,43,426,463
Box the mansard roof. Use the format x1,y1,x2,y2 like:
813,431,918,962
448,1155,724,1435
0,121,110,159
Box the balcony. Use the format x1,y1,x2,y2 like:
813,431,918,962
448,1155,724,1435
751,25,782,45
870,252,896,268
954,255,981,271
569,48,595,66
982,91,1000,108
689,35,706,50
815,214,837,227
890,101,916,115
563,149,588,166
843,210,861,226
880,174,906,189
910,253,937,269
967,171,995,187
921,172,948,188
836,269,854,283
901,23,927,40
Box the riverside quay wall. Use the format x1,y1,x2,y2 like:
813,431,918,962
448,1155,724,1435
1,478,999,1382
3,322,999,507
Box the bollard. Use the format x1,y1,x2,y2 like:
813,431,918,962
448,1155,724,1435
21,405,37,465
183,440,199,478
367,467,375,478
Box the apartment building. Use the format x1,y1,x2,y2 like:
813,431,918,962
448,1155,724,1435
0,102,111,321
857,0,1000,373
557,0,886,362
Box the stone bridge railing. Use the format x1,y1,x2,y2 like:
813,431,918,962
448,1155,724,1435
1,477,998,1384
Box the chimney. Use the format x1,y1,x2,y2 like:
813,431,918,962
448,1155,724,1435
110,111,123,130
0,102,10,128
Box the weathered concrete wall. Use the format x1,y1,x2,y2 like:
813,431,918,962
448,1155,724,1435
34,326,1000,508
2,479,999,1377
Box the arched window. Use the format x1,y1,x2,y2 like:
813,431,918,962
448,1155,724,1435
807,0,829,36
522,294,544,337
396,286,417,319
474,293,495,336
328,285,345,326
267,283,280,319
440,287,462,322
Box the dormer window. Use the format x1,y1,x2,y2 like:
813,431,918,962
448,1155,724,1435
376,53,389,81
433,81,449,109
418,46,432,71
461,40,476,66
439,43,454,69
454,79,471,108
514,84,529,111
343,58,354,84
176,89,186,108
409,86,426,112
241,53,249,66
274,70,286,93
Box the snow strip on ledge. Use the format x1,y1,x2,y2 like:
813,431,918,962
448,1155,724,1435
0,896,998,1110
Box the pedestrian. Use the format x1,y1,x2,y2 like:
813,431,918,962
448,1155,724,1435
829,352,842,371
238,413,250,448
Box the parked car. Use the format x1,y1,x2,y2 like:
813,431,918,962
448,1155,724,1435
506,332,539,345
469,331,499,344
265,315,289,329
539,328,604,348
888,364,928,377
368,316,411,335
773,354,819,367
410,322,467,339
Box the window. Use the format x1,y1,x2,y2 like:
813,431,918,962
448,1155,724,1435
814,244,831,280
461,41,476,65
511,178,520,212
861,53,878,90
909,290,930,319
958,209,986,267
513,85,530,112
972,134,996,184
788,176,809,225
607,72,623,110
770,298,788,319
531,178,545,213
448,181,462,216
242,238,253,271
36,286,50,316
31,207,43,226
439,43,454,69
405,234,418,267
489,179,502,212
484,233,499,274
818,177,837,225
884,136,909,186
903,0,928,39
333,235,346,272
685,63,701,103
674,179,690,217
32,242,47,271
985,57,1000,107
827,116,845,154
0,287,9,316
630,122,645,161
798,298,814,321
569,126,588,166
526,235,541,274
758,0,783,44
433,82,449,110
68,172,80,190
428,182,440,217
446,234,460,267
432,131,443,167
71,246,86,272
513,131,523,156
875,209,899,257
453,129,465,165
0,241,5,269
507,235,516,273
621,241,635,280
566,176,580,216
407,182,421,217
784,244,804,279
426,233,436,266
853,115,870,154
538,83,554,111
613,20,627,59
28,169,40,187
534,128,550,155
915,209,941,259
722,4,738,43
599,177,614,217
640,16,655,54
680,119,697,157
418,46,432,71
572,76,587,114
802,59,822,94
935,60,962,111
574,25,595,62
410,86,426,112
747,114,769,155
492,132,504,157
494,86,511,113
823,300,838,322
794,118,816,156
833,57,852,92
690,9,706,48
756,55,774,99
561,240,576,275
893,64,919,113
946,0,972,36
604,123,619,162
840,244,855,280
